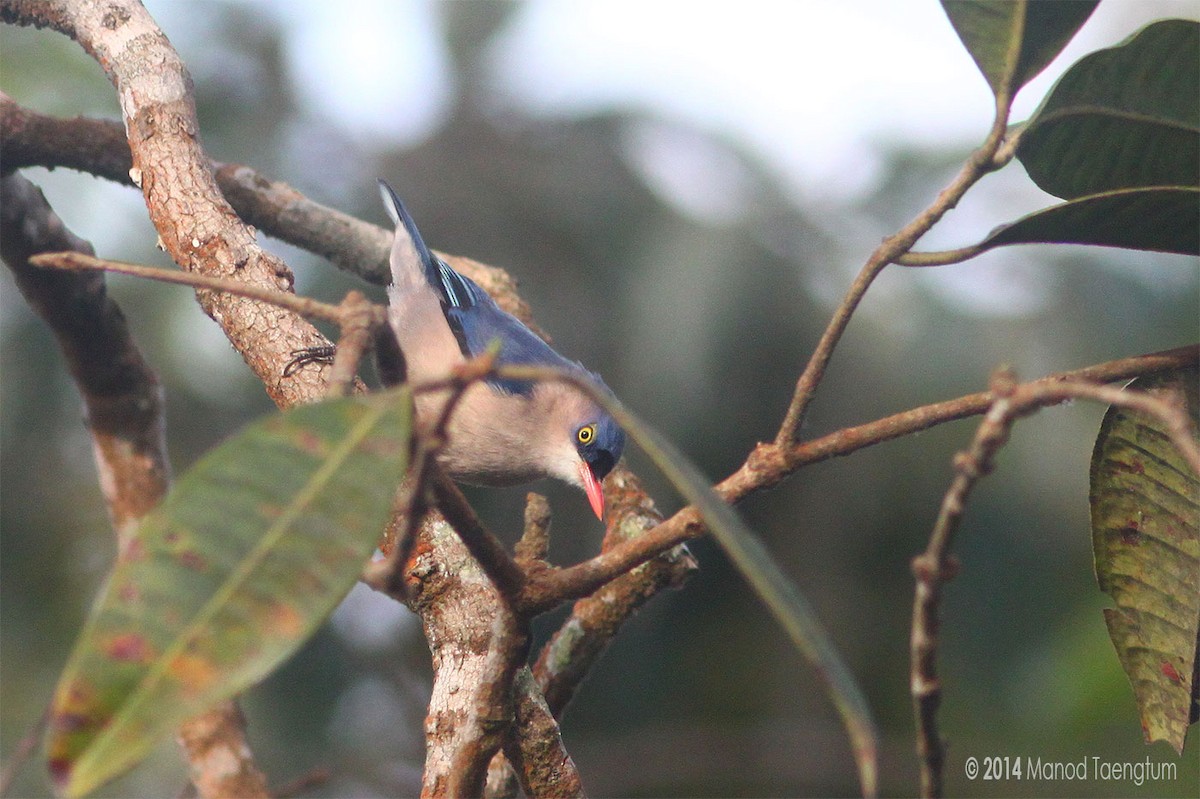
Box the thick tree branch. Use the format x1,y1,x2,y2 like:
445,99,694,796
0,174,168,538
2,0,332,406
499,668,585,799
175,701,271,799
404,516,528,798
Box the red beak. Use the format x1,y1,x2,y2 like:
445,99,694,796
577,461,605,520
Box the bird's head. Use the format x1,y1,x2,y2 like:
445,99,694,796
571,413,625,519
543,388,626,520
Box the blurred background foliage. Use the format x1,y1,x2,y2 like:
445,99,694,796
1,2,1197,796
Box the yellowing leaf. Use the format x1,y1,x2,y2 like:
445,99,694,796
46,389,412,797
1090,367,1200,754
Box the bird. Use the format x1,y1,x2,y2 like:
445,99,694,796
378,179,625,519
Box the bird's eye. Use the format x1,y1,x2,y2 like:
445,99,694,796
577,424,596,445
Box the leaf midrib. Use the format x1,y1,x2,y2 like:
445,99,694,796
70,399,392,790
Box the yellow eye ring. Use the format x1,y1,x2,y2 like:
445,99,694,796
577,424,596,445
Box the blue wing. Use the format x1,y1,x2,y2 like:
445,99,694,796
439,263,577,395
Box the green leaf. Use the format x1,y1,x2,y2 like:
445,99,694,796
1090,367,1200,754
942,0,1098,99
576,382,879,797
46,389,412,797
1018,19,1200,199
978,186,1200,256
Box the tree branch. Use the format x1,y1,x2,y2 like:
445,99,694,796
486,472,696,797
893,245,986,267
532,466,696,714
175,701,270,799
2,0,332,407
526,346,1199,609
0,96,541,324
498,668,585,799
405,516,528,798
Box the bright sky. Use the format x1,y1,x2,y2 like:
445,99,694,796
231,0,1197,206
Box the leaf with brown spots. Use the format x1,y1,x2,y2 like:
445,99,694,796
45,389,412,797
1091,366,1199,754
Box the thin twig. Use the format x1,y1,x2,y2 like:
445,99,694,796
362,352,519,602
0,707,48,798
515,346,1199,611
774,97,1016,447
28,251,376,329
910,369,1200,797
325,291,380,397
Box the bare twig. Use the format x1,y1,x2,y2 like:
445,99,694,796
518,346,1199,611
893,245,986,267
30,250,391,391
910,368,1200,797
325,291,382,397
28,251,371,328
774,95,1017,446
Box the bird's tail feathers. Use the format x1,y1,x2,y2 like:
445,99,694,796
378,179,439,289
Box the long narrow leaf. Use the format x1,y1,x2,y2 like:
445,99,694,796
46,390,412,797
